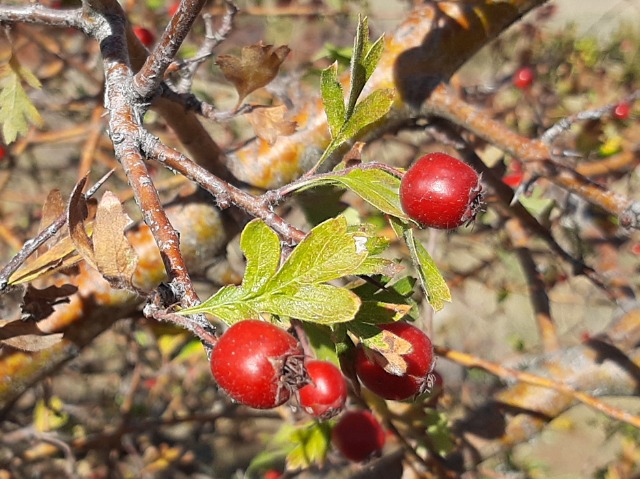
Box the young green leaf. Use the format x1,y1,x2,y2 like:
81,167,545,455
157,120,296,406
286,167,407,219
240,219,281,293
404,228,451,311
0,56,44,143
179,216,373,325
320,62,346,138
334,88,395,146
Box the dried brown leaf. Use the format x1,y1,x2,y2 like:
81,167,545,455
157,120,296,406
8,237,83,285
93,191,138,289
67,175,96,270
21,284,77,321
216,43,290,105
366,329,414,376
0,319,63,352
246,105,297,145
39,189,64,235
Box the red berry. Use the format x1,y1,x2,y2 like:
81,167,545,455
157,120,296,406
400,153,483,229
513,66,534,89
210,320,305,409
298,360,348,419
355,322,435,401
168,1,180,16
0,145,6,161
613,102,631,120
263,470,282,479
332,410,385,462
133,26,155,48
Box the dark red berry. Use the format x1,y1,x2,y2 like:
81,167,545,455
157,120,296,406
210,320,304,409
355,322,435,401
298,360,348,419
613,102,631,120
332,410,385,462
400,153,483,229
513,66,534,89
0,145,6,161
133,26,155,48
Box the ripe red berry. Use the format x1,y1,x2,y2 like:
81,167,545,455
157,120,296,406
210,320,305,409
332,410,385,462
355,322,435,401
400,153,483,229
298,360,348,419
133,26,155,48
168,1,180,16
0,145,6,161
263,469,282,479
613,102,631,120
513,66,534,89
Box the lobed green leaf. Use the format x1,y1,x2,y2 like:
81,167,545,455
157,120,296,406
320,62,346,138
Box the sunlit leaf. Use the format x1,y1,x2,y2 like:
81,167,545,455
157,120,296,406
320,62,345,138
404,228,451,311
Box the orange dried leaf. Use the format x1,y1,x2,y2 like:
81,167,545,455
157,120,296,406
216,43,290,105
247,105,297,145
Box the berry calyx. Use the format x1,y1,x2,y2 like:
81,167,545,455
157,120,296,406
332,410,385,462
613,102,631,120
133,26,155,48
400,153,483,229
298,360,348,419
513,66,534,89
355,322,435,401
210,320,305,409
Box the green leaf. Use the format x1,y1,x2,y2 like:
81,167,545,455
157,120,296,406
346,16,370,117
257,283,360,324
0,57,44,143
179,216,373,326
269,216,368,286
286,167,407,219
335,168,405,218
404,229,451,312
286,422,333,469
362,34,385,85
241,219,281,293
302,323,340,364
336,88,395,146
320,62,345,138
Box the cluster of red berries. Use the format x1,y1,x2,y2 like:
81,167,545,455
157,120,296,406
210,319,438,463
210,320,347,419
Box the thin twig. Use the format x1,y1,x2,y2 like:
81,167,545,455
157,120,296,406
436,345,640,429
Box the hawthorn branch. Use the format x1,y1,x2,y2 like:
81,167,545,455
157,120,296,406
132,0,208,100
425,84,640,229
437,344,640,429
0,4,83,29
143,137,307,245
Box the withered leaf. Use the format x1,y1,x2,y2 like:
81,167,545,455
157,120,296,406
39,189,64,235
0,319,63,352
21,284,78,321
9,236,83,285
216,43,290,106
364,329,413,376
67,175,97,270
246,105,297,145
93,191,138,289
